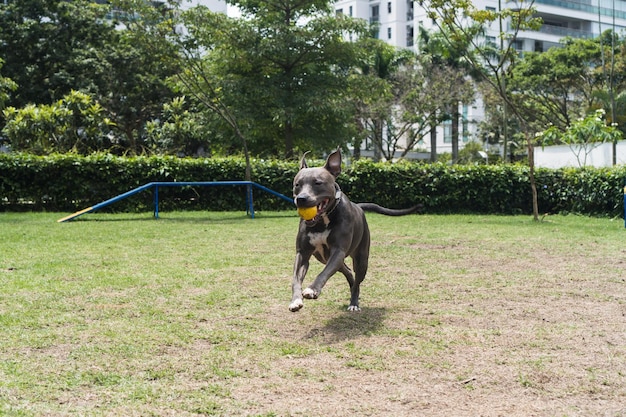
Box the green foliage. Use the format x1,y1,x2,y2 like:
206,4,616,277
0,153,298,212
0,58,17,111
456,141,487,164
0,0,116,107
539,109,622,146
2,91,115,154
2,154,625,217
508,36,604,133
145,96,212,156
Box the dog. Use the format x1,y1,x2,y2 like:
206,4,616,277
289,148,420,312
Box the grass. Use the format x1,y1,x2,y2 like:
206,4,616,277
1,211,625,416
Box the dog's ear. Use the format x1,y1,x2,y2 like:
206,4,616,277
299,151,310,170
324,148,341,178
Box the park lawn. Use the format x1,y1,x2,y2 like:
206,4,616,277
0,211,625,416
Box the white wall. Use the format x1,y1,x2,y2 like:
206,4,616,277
535,141,626,168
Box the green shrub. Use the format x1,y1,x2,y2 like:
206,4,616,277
1,153,625,216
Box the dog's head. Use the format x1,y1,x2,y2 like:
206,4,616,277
293,149,342,223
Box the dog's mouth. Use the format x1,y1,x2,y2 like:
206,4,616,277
303,198,331,225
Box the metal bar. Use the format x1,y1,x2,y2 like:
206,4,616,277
251,182,295,204
90,182,156,211
57,183,155,222
57,181,292,222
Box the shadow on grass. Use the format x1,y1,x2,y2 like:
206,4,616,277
305,307,387,343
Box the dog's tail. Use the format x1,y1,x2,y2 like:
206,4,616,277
357,203,423,216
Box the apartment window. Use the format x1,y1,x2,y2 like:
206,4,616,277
388,2,392,13
443,120,452,144
486,6,496,11
371,5,380,24
336,8,343,15
349,5,353,16
406,25,414,47
387,27,392,39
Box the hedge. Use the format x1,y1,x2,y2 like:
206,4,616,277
1,153,625,217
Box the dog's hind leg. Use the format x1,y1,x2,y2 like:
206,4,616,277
348,236,370,312
309,254,353,288
348,259,367,312
339,263,355,288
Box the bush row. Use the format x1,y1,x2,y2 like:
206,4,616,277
1,153,625,217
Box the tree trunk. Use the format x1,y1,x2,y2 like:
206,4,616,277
353,117,364,160
526,132,539,221
429,122,437,162
373,119,383,162
451,104,459,163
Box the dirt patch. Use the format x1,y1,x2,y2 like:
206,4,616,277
227,222,626,416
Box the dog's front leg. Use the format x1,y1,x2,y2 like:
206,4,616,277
303,250,346,300
290,252,310,312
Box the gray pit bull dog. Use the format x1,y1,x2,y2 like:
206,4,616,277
289,148,420,312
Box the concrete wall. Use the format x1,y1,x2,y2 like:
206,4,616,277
535,141,626,168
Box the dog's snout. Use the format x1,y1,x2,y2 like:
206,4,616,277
295,195,312,207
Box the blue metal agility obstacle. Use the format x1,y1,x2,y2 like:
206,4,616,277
57,181,294,223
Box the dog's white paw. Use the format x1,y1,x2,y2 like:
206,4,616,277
302,288,319,299
347,305,361,312
289,299,303,312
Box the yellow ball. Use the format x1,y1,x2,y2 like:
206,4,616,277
297,206,318,220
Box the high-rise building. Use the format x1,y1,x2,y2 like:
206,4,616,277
337,0,626,52
334,0,626,157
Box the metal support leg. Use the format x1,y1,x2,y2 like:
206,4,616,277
246,185,255,218
154,185,159,219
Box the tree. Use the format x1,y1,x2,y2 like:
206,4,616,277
417,26,475,162
508,36,604,133
419,26,474,162
164,0,368,163
0,0,179,154
351,40,411,161
419,0,542,220
382,52,474,161
0,0,115,107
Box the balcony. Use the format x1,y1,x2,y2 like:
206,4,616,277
537,23,595,38
534,0,626,20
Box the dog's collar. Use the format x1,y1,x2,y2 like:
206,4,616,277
325,185,342,216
